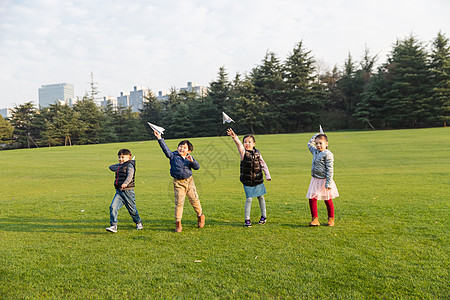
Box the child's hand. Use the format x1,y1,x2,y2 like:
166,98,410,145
266,178,271,181
121,183,127,189
186,155,193,162
154,130,161,139
227,128,236,137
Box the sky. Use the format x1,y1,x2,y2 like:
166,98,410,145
0,0,449,109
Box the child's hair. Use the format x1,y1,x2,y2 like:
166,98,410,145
178,140,193,152
118,149,132,156
315,134,328,142
243,134,255,143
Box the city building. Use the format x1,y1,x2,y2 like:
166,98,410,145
180,82,207,98
38,83,75,107
129,86,150,112
0,108,12,119
117,92,130,108
156,91,169,101
100,96,118,109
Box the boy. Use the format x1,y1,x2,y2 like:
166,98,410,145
154,131,205,232
106,149,143,233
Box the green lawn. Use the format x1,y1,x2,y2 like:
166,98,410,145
1,128,449,299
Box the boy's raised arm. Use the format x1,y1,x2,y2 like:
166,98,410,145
157,138,173,159
154,130,173,159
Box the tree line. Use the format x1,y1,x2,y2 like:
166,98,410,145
1,32,448,149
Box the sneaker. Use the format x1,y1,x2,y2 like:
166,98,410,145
244,219,252,227
327,218,335,227
309,217,320,226
136,222,143,230
258,217,266,225
106,225,117,233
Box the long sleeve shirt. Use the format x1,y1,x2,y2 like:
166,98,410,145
158,138,200,179
109,163,135,186
307,133,334,188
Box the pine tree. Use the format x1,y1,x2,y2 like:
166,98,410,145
232,73,265,134
283,41,325,131
429,31,450,126
9,102,38,148
251,51,286,133
73,96,102,144
383,35,431,128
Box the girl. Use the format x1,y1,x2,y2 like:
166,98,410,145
227,128,271,227
306,133,339,226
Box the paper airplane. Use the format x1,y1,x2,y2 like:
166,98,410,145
319,125,324,134
147,122,165,135
222,112,235,124
132,156,135,160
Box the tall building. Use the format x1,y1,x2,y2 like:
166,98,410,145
180,82,207,98
129,86,149,112
100,96,118,109
117,92,130,108
156,91,169,101
38,83,74,107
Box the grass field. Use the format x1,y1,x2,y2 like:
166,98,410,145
0,128,449,299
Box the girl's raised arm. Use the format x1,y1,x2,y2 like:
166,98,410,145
227,128,245,160
307,133,320,154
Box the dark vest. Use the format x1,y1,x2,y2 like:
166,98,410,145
114,160,135,189
240,148,264,187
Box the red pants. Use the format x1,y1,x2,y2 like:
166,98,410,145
309,198,334,218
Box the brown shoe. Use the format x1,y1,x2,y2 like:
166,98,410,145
197,214,205,228
327,218,335,227
175,221,182,232
309,217,320,226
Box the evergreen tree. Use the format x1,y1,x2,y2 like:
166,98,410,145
99,102,118,143
383,35,432,127
207,66,232,115
429,31,450,126
232,73,265,134
73,96,102,144
0,115,14,145
251,51,286,133
46,102,83,146
9,102,39,148
354,66,391,129
283,41,325,131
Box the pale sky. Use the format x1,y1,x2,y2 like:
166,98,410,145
0,0,448,109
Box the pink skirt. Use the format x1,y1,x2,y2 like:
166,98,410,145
306,177,339,200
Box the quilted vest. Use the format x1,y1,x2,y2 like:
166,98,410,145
240,148,264,187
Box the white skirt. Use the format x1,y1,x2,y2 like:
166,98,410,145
306,177,339,200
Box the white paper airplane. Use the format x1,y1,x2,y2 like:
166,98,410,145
132,156,135,160
319,125,324,134
222,112,235,124
147,122,165,135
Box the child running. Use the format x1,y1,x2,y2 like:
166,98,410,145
154,131,205,232
106,149,143,233
227,128,271,227
306,132,339,226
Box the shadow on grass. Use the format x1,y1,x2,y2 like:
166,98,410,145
0,216,176,234
0,216,309,234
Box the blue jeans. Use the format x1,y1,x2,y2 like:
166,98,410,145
109,189,142,226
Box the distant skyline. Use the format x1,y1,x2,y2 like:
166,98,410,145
0,0,448,109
